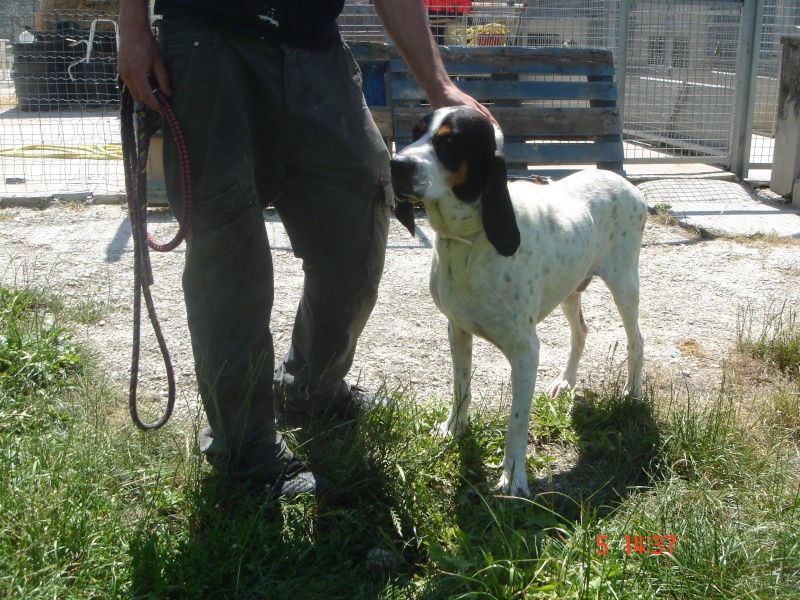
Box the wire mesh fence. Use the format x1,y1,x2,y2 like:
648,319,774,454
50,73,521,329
1,0,799,200
1,0,122,199
623,0,744,162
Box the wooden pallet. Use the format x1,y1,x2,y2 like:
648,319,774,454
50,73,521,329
352,42,625,178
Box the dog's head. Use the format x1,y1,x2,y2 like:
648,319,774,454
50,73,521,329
390,106,520,257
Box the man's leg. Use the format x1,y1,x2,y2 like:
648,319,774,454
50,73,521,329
159,20,320,489
273,40,392,417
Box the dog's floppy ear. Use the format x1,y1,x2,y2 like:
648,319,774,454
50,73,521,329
493,122,504,153
394,201,416,236
481,151,520,257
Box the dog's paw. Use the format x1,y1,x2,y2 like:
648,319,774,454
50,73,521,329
495,470,531,498
547,377,574,398
436,419,469,439
436,416,468,439
623,382,644,401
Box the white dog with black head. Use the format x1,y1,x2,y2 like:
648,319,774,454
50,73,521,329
390,106,647,497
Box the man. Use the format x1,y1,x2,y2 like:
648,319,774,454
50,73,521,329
118,0,495,497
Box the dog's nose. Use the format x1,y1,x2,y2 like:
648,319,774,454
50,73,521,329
390,155,417,178
390,155,420,198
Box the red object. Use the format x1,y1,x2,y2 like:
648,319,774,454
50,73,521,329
424,0,472,15
477,34,504,46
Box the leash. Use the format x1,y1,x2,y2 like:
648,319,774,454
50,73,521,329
120,81,192,431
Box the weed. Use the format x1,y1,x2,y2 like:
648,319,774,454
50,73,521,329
650,203,677,227
738,301,800,381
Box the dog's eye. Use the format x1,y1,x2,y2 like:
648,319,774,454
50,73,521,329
435,125,457,144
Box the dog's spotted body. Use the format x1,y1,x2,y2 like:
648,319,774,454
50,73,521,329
390,106,647,497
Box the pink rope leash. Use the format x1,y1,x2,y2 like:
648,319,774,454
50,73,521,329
120,82,192,431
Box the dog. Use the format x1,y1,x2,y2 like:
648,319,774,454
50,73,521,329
390,106,647,497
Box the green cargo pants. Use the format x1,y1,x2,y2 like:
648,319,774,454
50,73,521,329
159,19,392,482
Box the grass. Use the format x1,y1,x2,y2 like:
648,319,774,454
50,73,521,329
650,203,678,228
648,202,719,239
738,301,800,382
1,286,799,598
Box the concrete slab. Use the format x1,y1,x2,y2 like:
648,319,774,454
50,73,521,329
638,178,800,239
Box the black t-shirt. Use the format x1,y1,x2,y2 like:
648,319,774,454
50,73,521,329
154,0,347,49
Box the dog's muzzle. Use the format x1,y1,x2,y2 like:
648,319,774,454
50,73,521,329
390,155,428,203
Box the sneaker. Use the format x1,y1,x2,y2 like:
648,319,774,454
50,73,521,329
267,456,329,498
344,385,396,415
276,384,395,428
199,427,328,498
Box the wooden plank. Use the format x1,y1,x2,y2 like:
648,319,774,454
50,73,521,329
369,106,393,137
502,141,625,165
393,107,622,139
390,57,615,78
437,45,615,67
505,167,624,179
390,46,616,77
390,140,624,165
348,41,390,62
437,45,613,67
391,79,618,102
361,63,387,106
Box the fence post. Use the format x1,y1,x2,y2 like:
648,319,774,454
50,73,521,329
730,0,763,179
615,0,630,126
0,39,9,79
770,35,800,203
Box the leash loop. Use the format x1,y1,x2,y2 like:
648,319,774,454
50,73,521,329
120,81,192,431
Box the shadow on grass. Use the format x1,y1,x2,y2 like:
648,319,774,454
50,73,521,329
536,391,663,521
126,391,663,598
399,390,664,598
128,402,428,599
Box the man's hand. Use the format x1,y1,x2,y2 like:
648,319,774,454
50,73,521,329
426,81,497,125
118,0,171,111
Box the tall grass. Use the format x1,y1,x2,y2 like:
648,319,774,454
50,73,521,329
738,301,800,382
1,286,798,598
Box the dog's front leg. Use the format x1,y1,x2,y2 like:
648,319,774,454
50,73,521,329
439,320,473,438
497,336,539,497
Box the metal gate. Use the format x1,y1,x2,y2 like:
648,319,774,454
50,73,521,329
616,0,798,178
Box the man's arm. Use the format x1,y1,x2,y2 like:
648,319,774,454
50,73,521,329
372,0,497,124
118,0,171,111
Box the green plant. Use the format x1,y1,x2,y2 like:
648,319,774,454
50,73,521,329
650,203,677,227
738,301,800,382
0,287,80,397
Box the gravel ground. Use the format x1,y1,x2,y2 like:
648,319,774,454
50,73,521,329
1,199,799,425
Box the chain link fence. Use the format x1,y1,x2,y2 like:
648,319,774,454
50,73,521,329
1,0,799,199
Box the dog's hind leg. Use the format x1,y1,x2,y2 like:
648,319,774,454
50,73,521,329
606,274,644,399
548,290,589,398
498,335,539,497
439,320,473,438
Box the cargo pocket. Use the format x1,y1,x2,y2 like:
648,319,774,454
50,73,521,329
190,179,265,257
364,177,392,279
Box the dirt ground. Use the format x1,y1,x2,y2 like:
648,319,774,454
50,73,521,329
1,199,799,425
